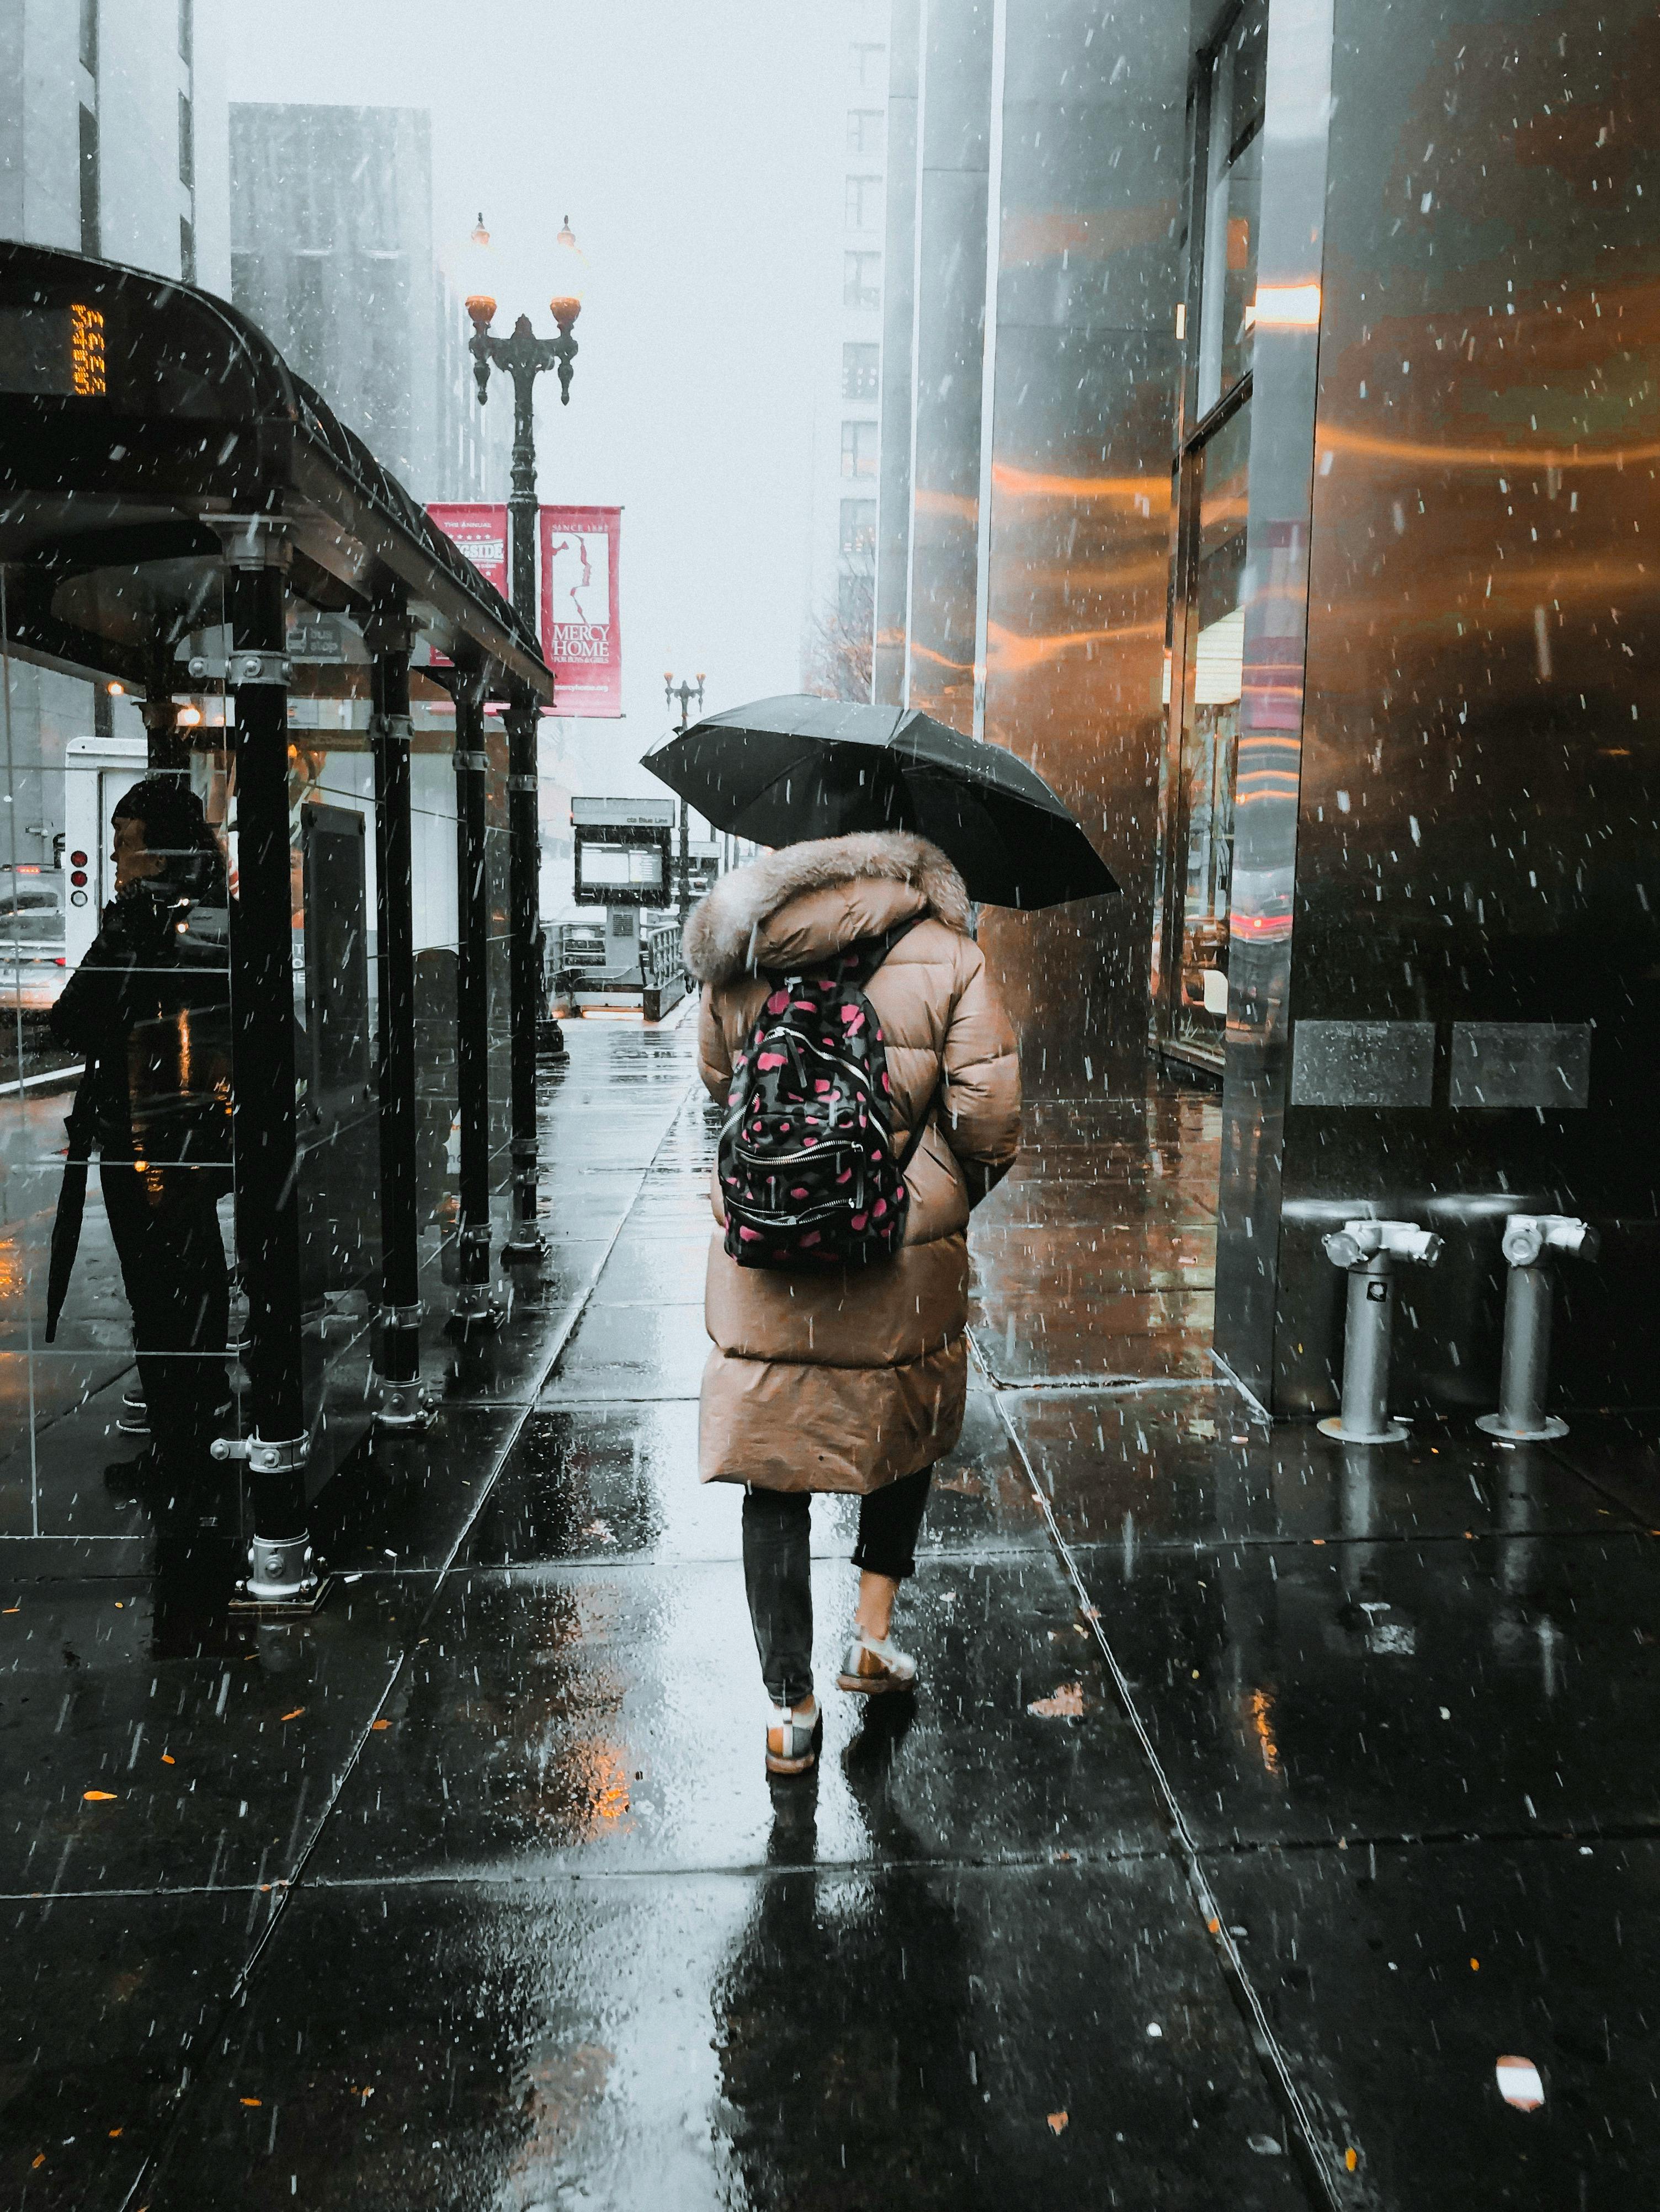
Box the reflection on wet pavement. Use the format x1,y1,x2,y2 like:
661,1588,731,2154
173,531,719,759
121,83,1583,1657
2,1028,1654,2206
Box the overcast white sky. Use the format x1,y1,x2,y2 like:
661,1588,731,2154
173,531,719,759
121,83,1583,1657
222,0,838,799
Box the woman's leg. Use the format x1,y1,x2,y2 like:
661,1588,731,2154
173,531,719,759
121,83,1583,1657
741,1486,815,1707
851,1464,933,1639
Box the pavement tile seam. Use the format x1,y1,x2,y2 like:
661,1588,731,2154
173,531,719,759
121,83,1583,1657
296,1841,1185,1891
1064,1521,1648,1558
115,1070,703,2208
988,1377,1351,2212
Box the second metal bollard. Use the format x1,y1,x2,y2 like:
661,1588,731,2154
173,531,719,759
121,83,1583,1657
1476,1214,1598,1442
1317,1219,1444,1445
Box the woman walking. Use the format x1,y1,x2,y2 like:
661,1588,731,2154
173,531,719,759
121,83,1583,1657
684,829,1021,1774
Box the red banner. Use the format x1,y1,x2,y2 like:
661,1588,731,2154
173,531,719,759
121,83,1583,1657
539,505,622,716
426,503,509,598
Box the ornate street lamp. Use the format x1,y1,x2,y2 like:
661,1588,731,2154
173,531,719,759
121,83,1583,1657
462,213,586,623
459,213,589,1265
664,671,705,925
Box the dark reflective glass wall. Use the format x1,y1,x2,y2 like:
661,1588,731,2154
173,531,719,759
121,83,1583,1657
1217,0,1660,1413
905,0,993,728
978,0,1187,1090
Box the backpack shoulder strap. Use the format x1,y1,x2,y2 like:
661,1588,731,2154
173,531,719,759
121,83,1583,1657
852,910,928,984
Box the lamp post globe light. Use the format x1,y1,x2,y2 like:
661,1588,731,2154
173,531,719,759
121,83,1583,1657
462,213,586,624
664,671,705,925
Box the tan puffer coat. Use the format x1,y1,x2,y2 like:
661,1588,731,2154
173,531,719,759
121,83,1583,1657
685,830,1021,1494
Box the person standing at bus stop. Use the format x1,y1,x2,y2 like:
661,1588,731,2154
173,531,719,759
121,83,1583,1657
50,776,234,1516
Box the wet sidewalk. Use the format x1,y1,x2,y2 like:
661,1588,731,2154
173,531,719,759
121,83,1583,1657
3,1019,1656,2209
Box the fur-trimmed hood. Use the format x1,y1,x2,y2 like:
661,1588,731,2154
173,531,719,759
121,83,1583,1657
682,830,971,987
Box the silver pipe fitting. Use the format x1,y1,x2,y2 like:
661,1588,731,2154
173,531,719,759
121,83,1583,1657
239,1533,321,1608
1317,1218,1444,1445
1477,1213,1599,1442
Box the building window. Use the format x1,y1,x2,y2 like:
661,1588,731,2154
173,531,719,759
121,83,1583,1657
1194,0,1267,417
845,174,883,231
180,216,196,284
78,104,99,258
847,109,885,155
851,42,886,89
842,342,880,401
843,250,881,312
178,0,193,65
178,92,194,191
840,420,878,479
839,499,877,556
78,0,98,75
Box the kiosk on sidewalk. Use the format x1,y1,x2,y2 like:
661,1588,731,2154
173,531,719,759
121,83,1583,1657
566,795,688,1021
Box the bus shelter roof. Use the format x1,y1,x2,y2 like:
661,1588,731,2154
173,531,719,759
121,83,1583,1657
0,241,551,702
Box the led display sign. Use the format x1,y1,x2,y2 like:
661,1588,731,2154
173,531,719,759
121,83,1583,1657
0,301,109,396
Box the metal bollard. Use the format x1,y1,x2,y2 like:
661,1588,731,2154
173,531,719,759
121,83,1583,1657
1476,1213,1598,1442
1317,1219,1444,1445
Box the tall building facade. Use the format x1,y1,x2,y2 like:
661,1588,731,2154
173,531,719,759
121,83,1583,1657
803,0,892,701
877,0,1660,1421
229,103,503,504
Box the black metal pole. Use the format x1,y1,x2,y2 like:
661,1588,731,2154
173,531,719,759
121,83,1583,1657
451,668,497,1325
368,594,426,1417
509,361,539,626
221,529,316,1602
503,686,544,1257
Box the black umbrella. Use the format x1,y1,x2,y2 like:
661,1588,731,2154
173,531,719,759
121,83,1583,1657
641,694,1118,909
45,1064,98,1344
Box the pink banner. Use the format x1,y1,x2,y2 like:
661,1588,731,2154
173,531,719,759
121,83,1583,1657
539,505,622,716
426,503,509,598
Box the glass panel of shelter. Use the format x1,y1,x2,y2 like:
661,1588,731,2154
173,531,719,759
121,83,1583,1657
0,584,244,1538
1155,0,1265,1068
288,638,382,1491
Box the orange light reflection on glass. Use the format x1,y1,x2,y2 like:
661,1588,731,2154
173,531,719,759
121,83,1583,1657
992,461,1163,507
986,617,1161,674
1316,425,1660,473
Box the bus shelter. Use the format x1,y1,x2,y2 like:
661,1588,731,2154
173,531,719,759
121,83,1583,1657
0,242,555,1606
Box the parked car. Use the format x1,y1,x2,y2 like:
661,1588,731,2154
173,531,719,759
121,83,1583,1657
0,877,68,1011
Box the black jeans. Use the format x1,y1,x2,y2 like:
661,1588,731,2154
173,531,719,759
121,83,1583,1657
101,1159,230,1475
742,1466,932,1707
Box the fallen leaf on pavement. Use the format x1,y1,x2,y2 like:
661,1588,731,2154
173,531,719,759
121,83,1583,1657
1047,2112,1068,2136
1028,1683,1084,1718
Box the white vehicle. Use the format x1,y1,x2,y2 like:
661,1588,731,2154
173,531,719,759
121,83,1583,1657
62,736,148,973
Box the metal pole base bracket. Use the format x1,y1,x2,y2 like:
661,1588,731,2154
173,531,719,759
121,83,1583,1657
447,1281,512,1332
232,1533,329,1616
371,1380,437,1432
1476,1410,1570,1443
1317,1413,1412,1447
501,1235,549,1264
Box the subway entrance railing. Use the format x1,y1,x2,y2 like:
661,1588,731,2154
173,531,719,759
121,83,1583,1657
0,241,556,1608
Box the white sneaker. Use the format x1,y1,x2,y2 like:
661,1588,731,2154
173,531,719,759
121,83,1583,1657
765,1698,820,1774
837,1634,918,1695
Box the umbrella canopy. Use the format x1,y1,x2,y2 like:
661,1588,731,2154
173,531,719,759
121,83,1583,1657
641,695,1118,909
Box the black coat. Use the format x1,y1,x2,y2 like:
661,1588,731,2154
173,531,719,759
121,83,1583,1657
51,888,233,1163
